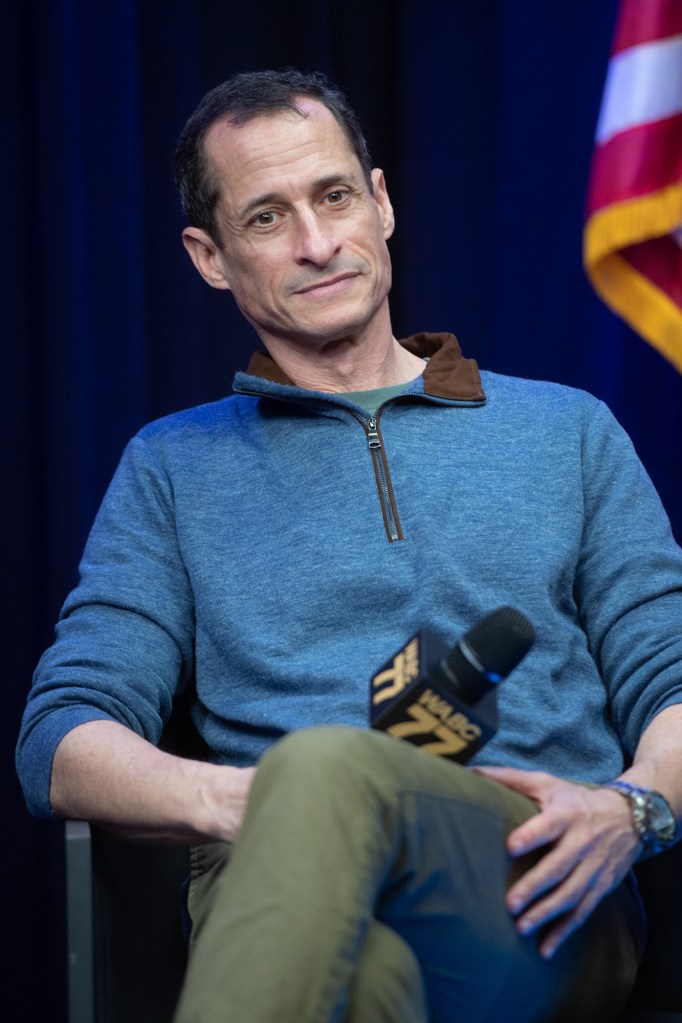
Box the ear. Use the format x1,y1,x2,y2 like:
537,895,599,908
181,227,232,290
370,168,395,241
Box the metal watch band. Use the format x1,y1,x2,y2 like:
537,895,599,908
601,780,676,857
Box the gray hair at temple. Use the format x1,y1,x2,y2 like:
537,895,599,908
173,68,374,246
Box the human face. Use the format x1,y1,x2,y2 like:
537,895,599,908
182,100,395,353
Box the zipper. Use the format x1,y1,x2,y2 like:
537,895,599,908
233,376,485,544
234,384,410,543
365,413,403,543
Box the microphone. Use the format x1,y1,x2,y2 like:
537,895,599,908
370,606,535,763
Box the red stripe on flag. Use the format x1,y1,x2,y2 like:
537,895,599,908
622,235,682,308
584,1,682,372
586,112,682,215
612,0,682,56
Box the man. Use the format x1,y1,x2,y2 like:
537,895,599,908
16,70,682,1021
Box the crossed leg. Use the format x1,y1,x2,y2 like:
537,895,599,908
175,726,642,1023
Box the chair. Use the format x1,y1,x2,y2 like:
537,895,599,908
65,817,682,1023
622,843,682,1021
66,820,189,1023
65,691,200,1023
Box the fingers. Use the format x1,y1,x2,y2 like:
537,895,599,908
472,764,552,798
511,857,609,959
472,771,642,957
507,810,564,856
536,896,599,959
497,770,573,857
505,824,637,958
508,843,593,931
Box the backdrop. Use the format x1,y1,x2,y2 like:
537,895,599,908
4,2,682,1017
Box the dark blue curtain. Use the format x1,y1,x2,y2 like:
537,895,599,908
4,2,681,1017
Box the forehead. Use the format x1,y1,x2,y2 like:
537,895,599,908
203,100,361,212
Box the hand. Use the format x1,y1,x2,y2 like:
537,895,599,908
473,766,642,959
50,720,259,845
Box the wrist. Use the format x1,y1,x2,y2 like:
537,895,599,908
600,780,676,859
193,762,256,843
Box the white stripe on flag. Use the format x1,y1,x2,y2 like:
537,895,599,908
595,34,682,144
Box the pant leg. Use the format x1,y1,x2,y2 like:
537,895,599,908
174,725,643,1023
381,783,644,1022
344,921,429,1023
184,843,429,1023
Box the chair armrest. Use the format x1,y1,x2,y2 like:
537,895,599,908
65,821,94,1023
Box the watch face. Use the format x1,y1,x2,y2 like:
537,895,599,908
603,782,676,851
647,792,677,842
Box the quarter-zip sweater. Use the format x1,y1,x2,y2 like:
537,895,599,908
17,333,682,817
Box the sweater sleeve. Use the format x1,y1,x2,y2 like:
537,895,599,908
15,434,196,818
574,398,682,757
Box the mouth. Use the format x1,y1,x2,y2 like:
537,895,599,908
294,272,360,297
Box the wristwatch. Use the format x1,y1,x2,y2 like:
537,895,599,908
601,780,676,858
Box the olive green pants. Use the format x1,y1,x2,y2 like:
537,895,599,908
175,726,644,1023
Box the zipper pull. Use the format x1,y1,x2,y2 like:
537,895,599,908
367,418,381,449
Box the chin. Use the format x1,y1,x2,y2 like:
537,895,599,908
309,323,371,349
306,306,384,345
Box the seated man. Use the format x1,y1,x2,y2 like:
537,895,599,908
16,69,682,1022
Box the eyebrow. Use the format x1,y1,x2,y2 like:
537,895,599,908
236,173,358,222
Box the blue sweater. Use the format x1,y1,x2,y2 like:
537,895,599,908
16,333,682,817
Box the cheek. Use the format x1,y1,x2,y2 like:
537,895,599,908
355,218,390,260
368,234,392,279
230,257,279,297
222,236,280,282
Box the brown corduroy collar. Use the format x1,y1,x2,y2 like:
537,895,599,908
244,331,485,403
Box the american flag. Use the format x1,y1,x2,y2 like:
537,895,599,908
584,0,682,372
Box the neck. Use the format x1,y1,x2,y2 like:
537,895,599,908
258,320,426,393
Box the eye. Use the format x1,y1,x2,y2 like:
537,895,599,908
325,189,348,205
251,210,279,227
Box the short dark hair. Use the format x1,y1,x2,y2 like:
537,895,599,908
173,69,374,245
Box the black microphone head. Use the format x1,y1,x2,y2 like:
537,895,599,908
440,606,535,700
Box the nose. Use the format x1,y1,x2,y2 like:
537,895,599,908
292,210,341,267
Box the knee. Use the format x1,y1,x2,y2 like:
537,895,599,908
254,726,414,804
245,727,400,838
256,725,477,800
257,725,381,780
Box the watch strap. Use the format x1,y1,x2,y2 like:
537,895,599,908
601,780,676,858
